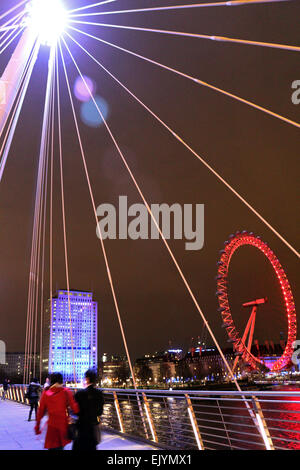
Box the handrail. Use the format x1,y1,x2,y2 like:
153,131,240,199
101,387,300,397
2,384,300,450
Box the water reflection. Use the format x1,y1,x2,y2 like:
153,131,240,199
101,386,300,450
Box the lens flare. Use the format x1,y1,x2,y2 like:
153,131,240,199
80,96,109,128
74,75,96,102
26,0,68,46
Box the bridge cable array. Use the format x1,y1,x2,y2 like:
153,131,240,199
0,0,297,402
65,26,300,258
69,0,293,17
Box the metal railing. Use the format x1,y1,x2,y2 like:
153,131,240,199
2,385,300,450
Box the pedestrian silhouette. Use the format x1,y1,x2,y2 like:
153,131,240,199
43,377,50,391
2,378,10,400
72,369,104,451
26,378,41,421
35,372,79,450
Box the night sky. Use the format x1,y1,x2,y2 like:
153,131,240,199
0,0,299,360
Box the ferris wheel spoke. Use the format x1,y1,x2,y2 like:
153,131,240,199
69,19,300,53
69,0,292,18
64,29,300,260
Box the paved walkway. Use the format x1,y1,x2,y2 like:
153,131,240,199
0,400,154,450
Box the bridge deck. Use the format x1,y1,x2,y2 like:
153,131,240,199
0,400,154,451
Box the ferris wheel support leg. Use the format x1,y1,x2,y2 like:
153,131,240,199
247,306,257,353
232,307,256,373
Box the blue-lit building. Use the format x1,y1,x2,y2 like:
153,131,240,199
43,290,98,383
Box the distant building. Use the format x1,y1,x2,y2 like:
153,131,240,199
185,343,287,381
166,349,184,361
135,351,179,384
43,290,98,383
100,354,129,386
0,353,40,383
186,347,235,381
251,342,285,371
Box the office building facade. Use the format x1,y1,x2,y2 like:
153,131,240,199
43,290,98,383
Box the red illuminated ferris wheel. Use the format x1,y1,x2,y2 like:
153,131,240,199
216,231,297,372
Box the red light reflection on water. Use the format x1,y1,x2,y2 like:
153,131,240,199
262,387,300,450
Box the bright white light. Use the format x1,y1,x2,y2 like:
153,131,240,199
256,413,273,450
187,408,203,450
26,0,68,46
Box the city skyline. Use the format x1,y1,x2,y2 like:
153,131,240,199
2,269,295,361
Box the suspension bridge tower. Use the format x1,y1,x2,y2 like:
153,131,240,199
0,0,68,177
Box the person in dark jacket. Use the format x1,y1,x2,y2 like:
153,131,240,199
2,378,9,400
27,378,41,421
72,369,104,451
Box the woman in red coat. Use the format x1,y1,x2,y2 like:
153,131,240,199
35,372,79,450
